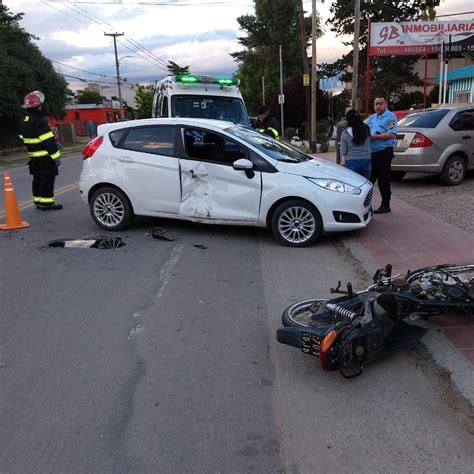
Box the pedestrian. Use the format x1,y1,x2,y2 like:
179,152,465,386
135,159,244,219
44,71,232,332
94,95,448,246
257,105,281,140
340,109,371,179
18,91,62,210
86,119,95,139
368,96,398,214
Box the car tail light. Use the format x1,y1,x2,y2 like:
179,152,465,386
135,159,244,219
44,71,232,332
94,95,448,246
83,136,104,159
320,330,337,372
409,133,433,148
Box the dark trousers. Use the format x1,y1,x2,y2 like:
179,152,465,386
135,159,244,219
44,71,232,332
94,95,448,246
28,157,58,205
370,147,393,208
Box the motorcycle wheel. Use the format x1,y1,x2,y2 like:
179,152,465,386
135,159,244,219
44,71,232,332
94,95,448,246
282,299,328,328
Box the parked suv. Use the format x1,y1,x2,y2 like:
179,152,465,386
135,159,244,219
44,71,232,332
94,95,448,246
392,105,474,185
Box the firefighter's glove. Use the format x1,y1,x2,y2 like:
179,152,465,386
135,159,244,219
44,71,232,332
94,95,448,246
55,159,62,167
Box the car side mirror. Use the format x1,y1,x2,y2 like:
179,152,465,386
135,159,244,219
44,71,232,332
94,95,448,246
233,158,255,179
233,158,253,171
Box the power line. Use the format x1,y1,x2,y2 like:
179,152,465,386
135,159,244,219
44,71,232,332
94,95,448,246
60,0,169,70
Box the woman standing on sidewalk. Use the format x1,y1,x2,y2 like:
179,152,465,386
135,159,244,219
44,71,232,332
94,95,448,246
340,110,371,179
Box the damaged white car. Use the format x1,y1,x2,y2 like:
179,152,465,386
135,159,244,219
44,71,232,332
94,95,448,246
79,118,373,247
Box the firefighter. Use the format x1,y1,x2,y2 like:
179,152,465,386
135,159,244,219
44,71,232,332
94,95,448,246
18,91,62,210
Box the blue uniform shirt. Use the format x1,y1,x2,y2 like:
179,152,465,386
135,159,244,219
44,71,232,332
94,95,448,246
368,109,398,152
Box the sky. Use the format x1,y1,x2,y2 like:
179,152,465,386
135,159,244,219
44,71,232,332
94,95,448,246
4,0,473,91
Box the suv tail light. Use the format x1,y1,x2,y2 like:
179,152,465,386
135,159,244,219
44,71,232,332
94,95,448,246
409,133,433,148
83,136,104,159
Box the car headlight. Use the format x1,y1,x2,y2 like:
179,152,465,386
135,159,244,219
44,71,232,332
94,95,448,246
305,177,361,195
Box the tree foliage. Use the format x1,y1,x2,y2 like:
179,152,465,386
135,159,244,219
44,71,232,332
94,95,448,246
323,0,440,106
167,61,190,75
134,84,155,119
232,0,322,120
0,5,68,147
75,89,103,105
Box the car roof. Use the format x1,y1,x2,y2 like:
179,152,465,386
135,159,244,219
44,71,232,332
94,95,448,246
98,118,238,134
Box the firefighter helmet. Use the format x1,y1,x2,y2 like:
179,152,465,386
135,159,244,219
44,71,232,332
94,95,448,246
24,91,45,108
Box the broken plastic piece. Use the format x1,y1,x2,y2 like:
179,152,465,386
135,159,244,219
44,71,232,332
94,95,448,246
193,244,207,250
151,227,175,241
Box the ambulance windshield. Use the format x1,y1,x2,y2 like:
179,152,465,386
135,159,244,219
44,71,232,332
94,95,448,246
171,96,249,126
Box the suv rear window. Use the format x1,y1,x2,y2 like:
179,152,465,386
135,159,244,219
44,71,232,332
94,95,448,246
398,109,449,128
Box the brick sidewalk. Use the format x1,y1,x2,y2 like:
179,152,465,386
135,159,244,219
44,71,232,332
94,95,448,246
316,152,474,366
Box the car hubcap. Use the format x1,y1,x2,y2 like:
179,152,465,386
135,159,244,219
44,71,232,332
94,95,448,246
279,206,316,244
94,193,125,227
449,160,464,182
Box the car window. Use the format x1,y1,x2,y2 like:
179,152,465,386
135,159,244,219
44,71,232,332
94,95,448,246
121,126,175,156
449,110,474,131
398,109,449,128
171,96,249,126
226,126,311,163
183,128,247,165
162,96,169,117
109,129,127,147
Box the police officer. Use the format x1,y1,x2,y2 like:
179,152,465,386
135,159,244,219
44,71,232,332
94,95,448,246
18,91,62,210
257,105,281,140
368,96,398,214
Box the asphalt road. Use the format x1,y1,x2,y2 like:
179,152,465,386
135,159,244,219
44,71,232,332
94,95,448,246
1,154,473,473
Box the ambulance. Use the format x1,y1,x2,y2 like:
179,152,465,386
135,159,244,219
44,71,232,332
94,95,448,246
152,74,250,126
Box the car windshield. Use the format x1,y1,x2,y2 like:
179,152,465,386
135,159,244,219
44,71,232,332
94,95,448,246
398,109,450,128
171,95,249,126
226,126,311,163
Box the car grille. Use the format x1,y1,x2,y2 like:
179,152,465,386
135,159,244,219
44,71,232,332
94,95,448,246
363,188,373,208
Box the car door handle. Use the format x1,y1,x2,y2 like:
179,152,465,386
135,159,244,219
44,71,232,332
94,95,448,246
117,156,135,163
462,135,471,139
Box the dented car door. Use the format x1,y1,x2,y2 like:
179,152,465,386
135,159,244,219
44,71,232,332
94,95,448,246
178,128,261,221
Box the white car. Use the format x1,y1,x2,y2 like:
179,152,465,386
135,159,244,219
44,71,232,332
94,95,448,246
79,118,373,247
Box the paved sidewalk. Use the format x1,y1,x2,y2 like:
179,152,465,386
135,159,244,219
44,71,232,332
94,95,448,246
316,152,474,367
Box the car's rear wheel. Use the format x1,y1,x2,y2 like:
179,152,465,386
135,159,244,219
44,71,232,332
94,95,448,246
90,187,134,231
271,199,322,247
391,171,406,181
440,155,466,186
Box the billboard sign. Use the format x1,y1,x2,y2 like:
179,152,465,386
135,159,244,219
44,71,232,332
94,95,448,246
370,21,474,56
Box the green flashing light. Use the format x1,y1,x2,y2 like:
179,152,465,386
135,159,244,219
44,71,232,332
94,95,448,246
176,74,198,83
216,77,239,86
174,74,239,86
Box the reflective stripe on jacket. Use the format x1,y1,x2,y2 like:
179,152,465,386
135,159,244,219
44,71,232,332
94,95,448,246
18,109,61,161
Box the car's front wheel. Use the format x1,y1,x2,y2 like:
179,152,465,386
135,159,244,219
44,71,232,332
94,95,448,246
90,187,134,231
271,199,322,247
440,155,466,186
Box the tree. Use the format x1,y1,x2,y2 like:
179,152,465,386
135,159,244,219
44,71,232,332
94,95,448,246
166,61,190,75
0,4,68,147
323,0,440,107
231,0,322,117
75,89,103,105
134,84,154,119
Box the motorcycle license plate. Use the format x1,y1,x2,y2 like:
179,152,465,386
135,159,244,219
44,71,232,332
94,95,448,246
301,332,320,357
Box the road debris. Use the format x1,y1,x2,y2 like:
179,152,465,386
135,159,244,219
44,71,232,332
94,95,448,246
151,227,175,241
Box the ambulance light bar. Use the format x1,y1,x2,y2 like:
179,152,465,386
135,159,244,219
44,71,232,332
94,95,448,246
174,75,239,86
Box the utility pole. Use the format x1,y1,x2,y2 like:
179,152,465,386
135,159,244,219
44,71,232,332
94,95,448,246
310,0,317,152
104,32,125,120
262,76,265,105
351,0,361,110
279,45,285,136
298,0,311,139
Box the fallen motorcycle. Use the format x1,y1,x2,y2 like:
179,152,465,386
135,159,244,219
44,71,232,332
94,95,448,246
277,263,474,378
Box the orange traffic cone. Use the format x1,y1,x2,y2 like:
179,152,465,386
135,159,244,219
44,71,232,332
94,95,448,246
0,172,30,230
